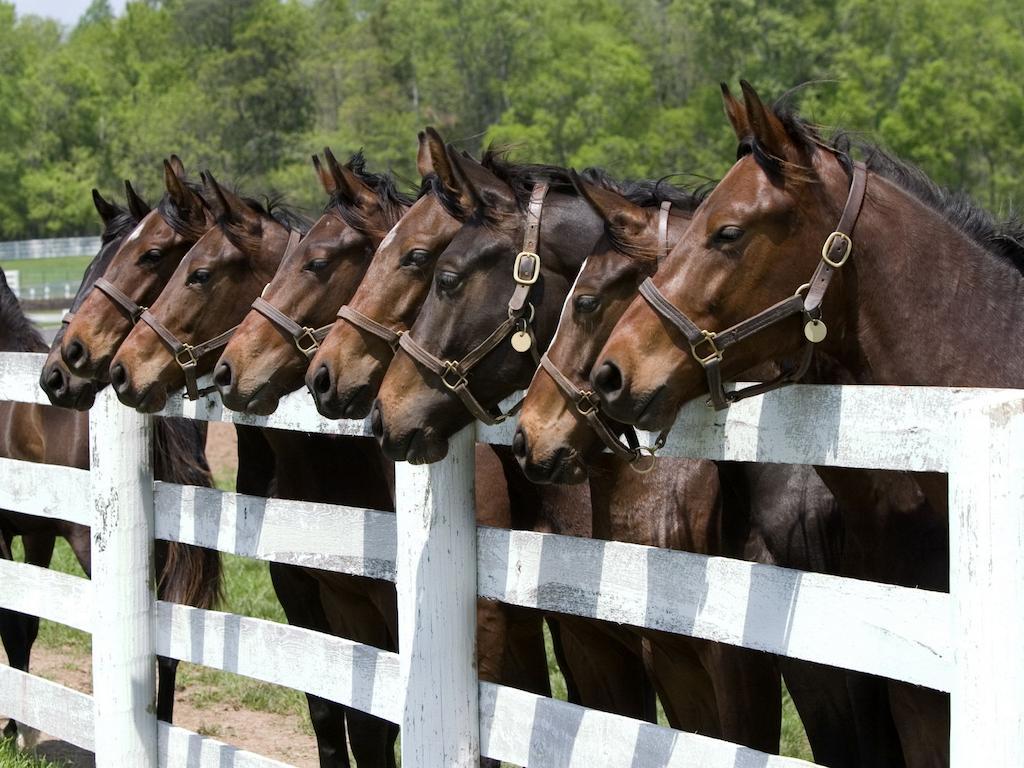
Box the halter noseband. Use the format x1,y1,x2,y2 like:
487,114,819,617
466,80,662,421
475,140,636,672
639,161,867,410
140,230,302,400
538,201,674,472
396,183,549,426
248,233,332,361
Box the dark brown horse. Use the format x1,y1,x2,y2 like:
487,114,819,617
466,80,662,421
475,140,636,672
515,175,906,766
0,263,220,745
592,81,968,766
108,163,409,767
62,155,215,382
40,184,150,410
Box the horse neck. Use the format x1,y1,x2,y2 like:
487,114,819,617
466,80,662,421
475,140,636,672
0,282,46,353
541,193,604,282
830,173,1024,388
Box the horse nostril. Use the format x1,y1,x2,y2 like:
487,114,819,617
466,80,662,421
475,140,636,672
512,428,528,459
370,403,384,439
65,339,85,367
110,363,129,393
592,360,623,397
213,361,233,389
312,364,332,395
46,368,66,393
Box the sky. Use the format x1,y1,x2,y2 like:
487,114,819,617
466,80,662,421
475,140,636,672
13,0,127,27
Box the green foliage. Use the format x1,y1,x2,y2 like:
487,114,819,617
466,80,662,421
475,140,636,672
1,0,1022,239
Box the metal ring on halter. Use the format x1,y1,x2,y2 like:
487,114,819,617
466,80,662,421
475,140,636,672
175,345,198,369
508,302,535,322
295,328,320,356
629,446,659,474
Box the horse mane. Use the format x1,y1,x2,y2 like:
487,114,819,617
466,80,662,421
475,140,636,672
242,194,312,236
751,97,1024,273
157,180,212,240
100,200,139,245
0,269,47,353
325,151,414,236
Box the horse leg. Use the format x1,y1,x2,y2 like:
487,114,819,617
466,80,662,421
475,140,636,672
888,683,948,768
0,532,54,748
270,562,350,768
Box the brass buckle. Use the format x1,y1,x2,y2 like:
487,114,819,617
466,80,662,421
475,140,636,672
295,327,320,357
689,330,721,366
440,361,468,390
513,251,541,285
575,390,599,416
175,344,198,369
821,231,852,268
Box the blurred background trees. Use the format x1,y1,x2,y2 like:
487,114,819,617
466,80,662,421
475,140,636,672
1,0,1022,237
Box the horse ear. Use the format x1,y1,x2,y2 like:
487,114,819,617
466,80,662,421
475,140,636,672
570,171,647,238
123,179,151,221
416,130,434,179
312,154,336,196
739,80,792,163
448,147,515,221
721,82,750,141
424,129,471,218
167,154,187,180
91,188,120,224
324,147,376,210
201,170,236,222
164,159,201,213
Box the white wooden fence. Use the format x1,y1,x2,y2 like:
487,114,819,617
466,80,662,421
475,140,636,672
0,349,1021,766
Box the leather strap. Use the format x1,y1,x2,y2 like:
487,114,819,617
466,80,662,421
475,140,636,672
336,305,403,349
397,183,549,425
93,277,147,325
62,312,74,325
658,201,671,256
638,162,867,410
139,309,238,401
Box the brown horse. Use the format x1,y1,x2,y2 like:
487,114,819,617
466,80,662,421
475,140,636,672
0,263,220,744
40,184,150,410
108,162,411,767
369,152,791,752
515,175,906,765
592,81,967,766
309,134,661,725
62,155,215,382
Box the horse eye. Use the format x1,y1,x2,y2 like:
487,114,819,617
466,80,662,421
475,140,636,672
304,259,330,273
187,269,211,286
137,249,162,266
715,226,744,243
436,270,461,292
573,294,600,314
402,249,431,268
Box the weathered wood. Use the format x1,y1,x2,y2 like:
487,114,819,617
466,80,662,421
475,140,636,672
950,393,1024,764
0,664,95,752
396,425,480,767
479,682,820,768
155,602,402,724
0,559,93,632
89,389,157,768
478,526,951,692
158,722,297,768
0,352,49,406
0,457,91,526
154,482,397,580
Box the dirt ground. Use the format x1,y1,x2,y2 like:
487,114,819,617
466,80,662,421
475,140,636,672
205,421,238,485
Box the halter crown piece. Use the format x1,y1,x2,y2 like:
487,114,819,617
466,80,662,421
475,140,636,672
396,183,549,426
539,200,674,472
638,161,867,410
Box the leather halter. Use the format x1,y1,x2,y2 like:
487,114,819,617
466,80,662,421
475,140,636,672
139,230,302,400
538,201,674,470
638,161,867,410
248,233,331,360
397,183,549,426
91,276,148,326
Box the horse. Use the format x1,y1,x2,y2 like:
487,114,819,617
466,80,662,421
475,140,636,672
369,150,794,752
39,183,150,410
591,80,969,766
107,159,408,767
514,173,906,766
0,260,221,746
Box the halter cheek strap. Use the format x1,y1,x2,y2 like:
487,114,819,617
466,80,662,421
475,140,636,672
538,200,674,470
639,162,867,410
397,183,549,426
92,277,148,325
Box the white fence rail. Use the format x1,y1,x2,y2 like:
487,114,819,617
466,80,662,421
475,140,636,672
0,236,101,261
0,350,1021,766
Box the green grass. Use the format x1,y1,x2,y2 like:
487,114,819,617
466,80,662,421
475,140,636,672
0,738,69,768
0,257,91,289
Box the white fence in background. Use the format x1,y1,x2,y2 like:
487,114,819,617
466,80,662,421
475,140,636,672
0,349,1021,767
0,236,101,261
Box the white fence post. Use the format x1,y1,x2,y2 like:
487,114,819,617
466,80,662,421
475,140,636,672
89,389,158,768
950,394,1024,765
395,425,480,766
